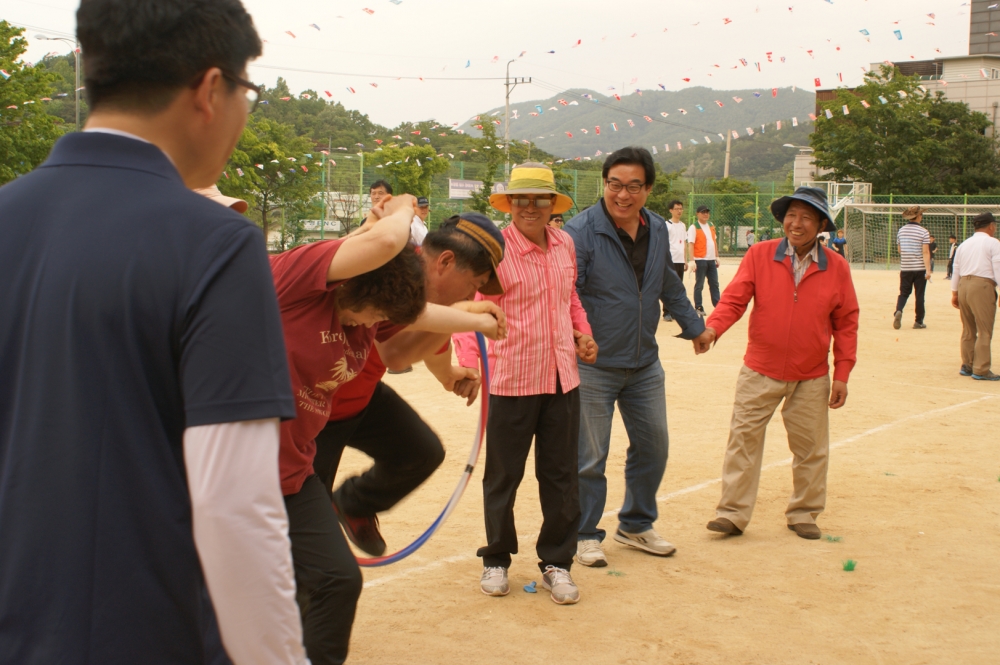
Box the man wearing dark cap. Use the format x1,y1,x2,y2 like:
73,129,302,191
701,187,859,540
411,196,431,246
687,205,721,316
0,1,309,663
894,206,932,330
951,212,1000,381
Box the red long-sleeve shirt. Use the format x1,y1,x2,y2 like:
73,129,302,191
706,239,859,384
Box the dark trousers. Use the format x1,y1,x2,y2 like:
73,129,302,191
947,257,955,278
477,380,581,572
694,259,721,309
285,475,363,665
672,262,685,281
313,381,445,515
896,270,928,324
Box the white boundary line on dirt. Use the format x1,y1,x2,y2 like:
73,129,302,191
364,395,993,590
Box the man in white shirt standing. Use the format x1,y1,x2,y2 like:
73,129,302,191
951,212,1000,381
411,196,430,246
662,199,688,322
687,205,720,317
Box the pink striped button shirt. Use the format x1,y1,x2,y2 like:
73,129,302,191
455,223,591,397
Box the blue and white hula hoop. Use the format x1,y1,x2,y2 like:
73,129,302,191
356,332,490,568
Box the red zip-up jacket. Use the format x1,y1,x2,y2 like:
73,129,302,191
706,238,859,383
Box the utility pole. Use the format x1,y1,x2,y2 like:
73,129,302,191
36,35,80,130
723,130,732,179
504,60,531,180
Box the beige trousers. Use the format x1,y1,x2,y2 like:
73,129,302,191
715,366,830,531
958,276,997,376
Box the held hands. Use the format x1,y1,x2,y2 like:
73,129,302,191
439,366,482,406
573,331,598,364
452,301,508,340
693,326,716,355
829,380,848,409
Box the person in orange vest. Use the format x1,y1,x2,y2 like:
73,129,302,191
686,205,720,317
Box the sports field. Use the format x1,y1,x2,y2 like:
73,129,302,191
336,265,1000,665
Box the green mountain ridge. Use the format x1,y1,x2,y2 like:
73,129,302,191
462,86,815,159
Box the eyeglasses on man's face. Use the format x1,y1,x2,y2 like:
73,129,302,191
509,196,553,208
221,72,262,114
605,180,647,194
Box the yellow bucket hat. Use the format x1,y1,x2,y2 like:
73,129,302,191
489,162,575,215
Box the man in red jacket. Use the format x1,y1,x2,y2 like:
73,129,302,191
701,187,859,540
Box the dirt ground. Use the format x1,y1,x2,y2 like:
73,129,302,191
334,266,1000,665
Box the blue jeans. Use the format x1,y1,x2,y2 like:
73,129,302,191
577,361,669,541
694,260,720,309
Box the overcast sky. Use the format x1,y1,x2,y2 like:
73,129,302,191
9,0,971,127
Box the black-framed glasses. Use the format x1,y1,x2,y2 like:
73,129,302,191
221,72,262,113
605,180,647,194
509,195,553,208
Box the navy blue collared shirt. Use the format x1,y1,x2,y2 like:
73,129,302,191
0,132,295,664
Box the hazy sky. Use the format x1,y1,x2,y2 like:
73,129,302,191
9,0,971,127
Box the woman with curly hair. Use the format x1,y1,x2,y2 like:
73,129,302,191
268,193,505,665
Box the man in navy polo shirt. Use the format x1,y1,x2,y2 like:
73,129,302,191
0,1,308,664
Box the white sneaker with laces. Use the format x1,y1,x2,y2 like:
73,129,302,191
480,566,509,596
541,566,580,605
575,539,608,567
613,528,677,556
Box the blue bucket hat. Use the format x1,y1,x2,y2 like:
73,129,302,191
770,186,836,233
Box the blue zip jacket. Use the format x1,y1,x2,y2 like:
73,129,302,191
565,203,705,369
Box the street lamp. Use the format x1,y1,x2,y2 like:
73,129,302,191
35,34,81,131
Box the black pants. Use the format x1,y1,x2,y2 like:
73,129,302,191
896,270,927,324
694,260,721,309
284,475,363,665
672,262,685,281
947,257,955,278
477,380,581,572
313,381,445,515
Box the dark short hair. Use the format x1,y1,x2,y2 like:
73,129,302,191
423,218,495,276
369,180,393,195
668,199,684,210
949,234,957,239
336,245,426,325
973,212,997,229
602,147,655,188
77,0,262,112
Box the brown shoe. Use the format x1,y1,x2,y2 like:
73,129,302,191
787,523,821,540
706,518,743,535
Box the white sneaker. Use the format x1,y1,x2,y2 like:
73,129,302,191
480,566,509,596
575,539,608,567
613,528,677,556
541,566,580,605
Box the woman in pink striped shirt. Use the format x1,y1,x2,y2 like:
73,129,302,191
457,163,597,605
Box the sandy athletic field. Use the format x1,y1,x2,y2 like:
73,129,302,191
333,266,1000,665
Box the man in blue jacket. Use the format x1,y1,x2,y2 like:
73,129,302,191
565,147,713,567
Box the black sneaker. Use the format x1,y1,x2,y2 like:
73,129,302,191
662,313,673,322
696,306,706,318
913,322,927,329
893,311,902,330
331,497,387,556
960,365,973,376
972,371,1000,381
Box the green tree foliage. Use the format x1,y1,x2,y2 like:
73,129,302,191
643,164,685,218
219,114,322,239
35,52,89,127
656,124,813,182
369,145,449,197
0,21,66,184
811,64,1000,194
467,117,505,215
